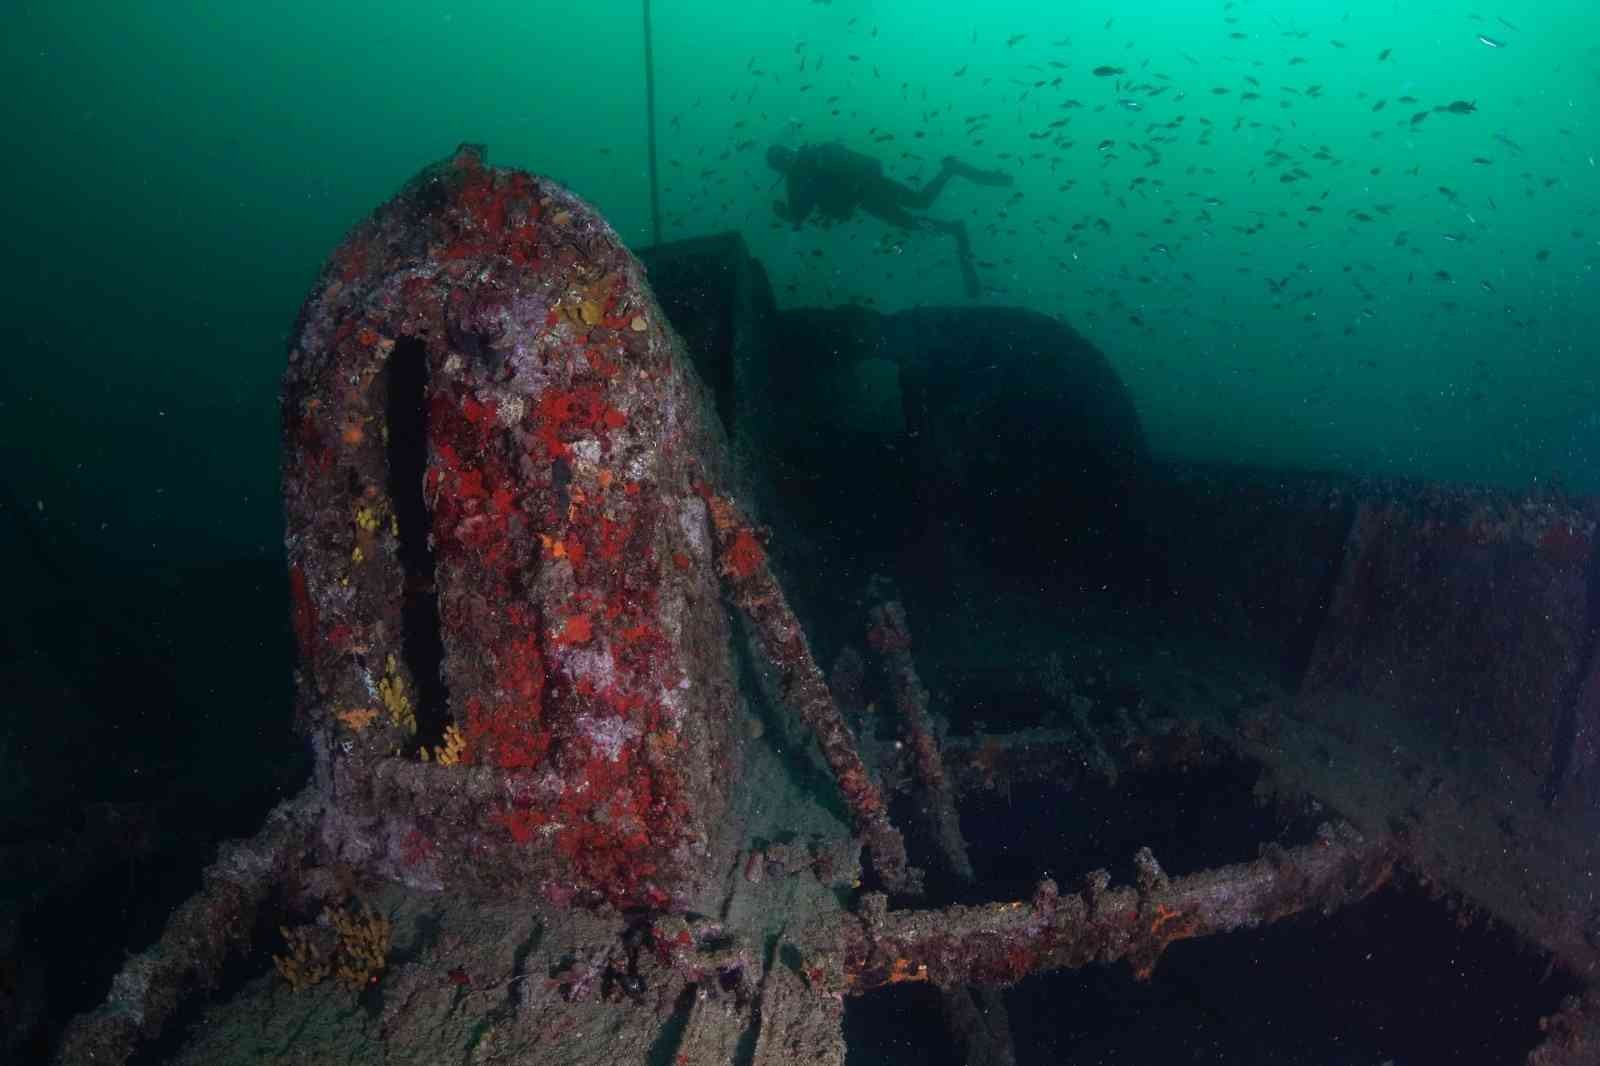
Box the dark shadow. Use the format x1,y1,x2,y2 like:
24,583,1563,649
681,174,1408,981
385,338,449,747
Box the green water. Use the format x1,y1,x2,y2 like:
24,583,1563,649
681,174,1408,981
2,2,1596,563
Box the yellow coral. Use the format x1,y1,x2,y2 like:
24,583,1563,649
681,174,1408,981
421,723,467,766
330,901,394,992
558,271,618,329
378,654,416,734
273,900,393,995
273,923,331,993
351,503,384,566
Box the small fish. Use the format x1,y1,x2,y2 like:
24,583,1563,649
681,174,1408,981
953,64,967,77
1092,65,1125,77
1006,33,1027,47
1436,100,1477,115
1410,111,1429,126
1378,47,1392,61
1118,98,1144,111
1477,34,1504,48
1471,156,1493,165
1372,99,1387,112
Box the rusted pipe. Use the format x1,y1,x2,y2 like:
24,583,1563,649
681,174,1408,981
807,823,1393,994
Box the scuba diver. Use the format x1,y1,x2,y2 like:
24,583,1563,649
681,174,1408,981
766,143,1014,298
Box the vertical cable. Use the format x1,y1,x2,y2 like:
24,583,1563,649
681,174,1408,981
643,0,662,247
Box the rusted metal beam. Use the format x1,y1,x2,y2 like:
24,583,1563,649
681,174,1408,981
696,489,916,894
868,599,1014,1065
806,823,1394,995
868,600,973,885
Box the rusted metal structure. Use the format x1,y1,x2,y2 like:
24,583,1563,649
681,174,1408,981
277,140,748,911
52,148,1600,1066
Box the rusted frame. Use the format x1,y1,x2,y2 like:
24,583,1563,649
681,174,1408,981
866,599,1014,1064
867,600,974,885
697,488,917,893
805,823,1395,995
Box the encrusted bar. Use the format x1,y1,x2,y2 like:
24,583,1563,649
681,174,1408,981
868,599,973,884
810,824,1394,994
696,488,916,893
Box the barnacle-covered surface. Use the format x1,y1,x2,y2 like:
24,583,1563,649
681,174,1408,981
281,144,744,912
160,733,858,1066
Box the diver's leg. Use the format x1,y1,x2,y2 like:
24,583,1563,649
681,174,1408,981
860,197,981,298
940,156,1015,188
888,159,1013,213
860,197,927,231
899,164,958,209
860,174,954,215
